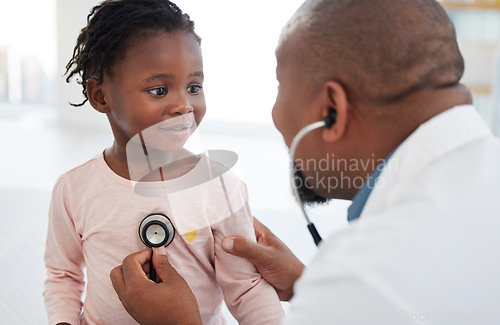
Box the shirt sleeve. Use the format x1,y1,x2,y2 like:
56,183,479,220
43,176,85,325
213,177,284,325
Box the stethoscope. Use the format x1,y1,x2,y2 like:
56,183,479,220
289,109,337,247
139,214,176,282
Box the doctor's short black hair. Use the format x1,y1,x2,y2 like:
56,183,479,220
65,0,201,107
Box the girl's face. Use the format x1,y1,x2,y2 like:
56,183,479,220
102,31,205,151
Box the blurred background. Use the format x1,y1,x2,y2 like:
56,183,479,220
0,0,499,324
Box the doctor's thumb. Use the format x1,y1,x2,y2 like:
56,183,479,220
222,237,264,264
152,246,176,282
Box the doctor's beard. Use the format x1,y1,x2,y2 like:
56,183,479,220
293,166,331,206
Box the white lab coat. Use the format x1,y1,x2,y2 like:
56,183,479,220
285,105,500,325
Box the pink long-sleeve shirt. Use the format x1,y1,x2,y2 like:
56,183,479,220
43,153,283,325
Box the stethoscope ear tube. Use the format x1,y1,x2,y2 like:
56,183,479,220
289,121,325,247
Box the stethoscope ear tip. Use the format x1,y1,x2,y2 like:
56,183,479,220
322,108,337,128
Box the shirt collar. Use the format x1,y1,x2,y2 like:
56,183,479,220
347,151,395,222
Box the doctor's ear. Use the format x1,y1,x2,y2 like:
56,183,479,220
321,81,348,143
86,78,110,113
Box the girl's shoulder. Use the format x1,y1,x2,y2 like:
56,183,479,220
52,152,107,194
59,153,103,180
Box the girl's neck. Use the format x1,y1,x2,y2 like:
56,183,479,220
103,142,200,181
104,143,131,179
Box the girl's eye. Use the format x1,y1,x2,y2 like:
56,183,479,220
149,87,167,97
188,85,202,94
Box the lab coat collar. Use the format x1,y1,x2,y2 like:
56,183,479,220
350,105,491,221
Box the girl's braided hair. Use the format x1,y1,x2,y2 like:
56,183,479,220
65,0,201,106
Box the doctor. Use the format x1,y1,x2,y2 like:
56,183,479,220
110,0,500,323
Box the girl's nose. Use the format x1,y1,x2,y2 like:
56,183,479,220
168,94,193,116
170,104,193,115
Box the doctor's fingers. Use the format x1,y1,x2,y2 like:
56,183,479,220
152,247,183,283
223,217,283,262
222,235,272,265
110,248,150,294
151,248,202,321
253,217,279,246
252,217,303,272
223,218,305,301
120,249,153,287
110,265,126,296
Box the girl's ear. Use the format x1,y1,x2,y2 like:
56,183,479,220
321,81,349,143
86,78,110,113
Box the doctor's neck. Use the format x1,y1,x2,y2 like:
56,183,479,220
381,83,473,137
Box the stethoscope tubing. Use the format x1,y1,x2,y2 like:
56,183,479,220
289,121,325,246
149,248,157,282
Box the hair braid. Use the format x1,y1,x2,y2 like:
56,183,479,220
65,0,200,107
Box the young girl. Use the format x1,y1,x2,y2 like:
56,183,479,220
43,1,284,324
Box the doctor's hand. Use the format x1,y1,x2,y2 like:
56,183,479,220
222,217,305,301
110,248,202,325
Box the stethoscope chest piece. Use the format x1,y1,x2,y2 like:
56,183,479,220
139,214,175,248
